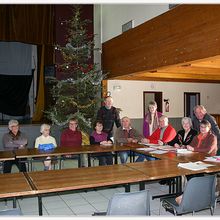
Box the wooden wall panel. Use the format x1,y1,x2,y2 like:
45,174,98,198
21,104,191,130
102,5,220,81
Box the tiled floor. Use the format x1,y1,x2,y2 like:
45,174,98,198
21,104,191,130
1,159,220,216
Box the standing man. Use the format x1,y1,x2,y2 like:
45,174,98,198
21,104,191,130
96,96,121,138
193,105,220,149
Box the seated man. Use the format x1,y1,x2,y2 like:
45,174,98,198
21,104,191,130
137,115,176,162
114,116,143,164
142,115,176,145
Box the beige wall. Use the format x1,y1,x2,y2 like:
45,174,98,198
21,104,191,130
101,4,169,42
108,80,220,119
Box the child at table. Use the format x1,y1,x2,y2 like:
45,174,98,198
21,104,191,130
90,121,113,166
35,124,57,171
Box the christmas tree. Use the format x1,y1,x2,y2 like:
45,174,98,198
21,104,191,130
46,6,105,135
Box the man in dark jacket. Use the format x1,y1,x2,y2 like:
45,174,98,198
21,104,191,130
96,96,121,138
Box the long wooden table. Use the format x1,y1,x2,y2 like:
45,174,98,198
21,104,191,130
1,143,220,215
0,172,36,209
14,145,132,170
26,164,148,215
0,150,15,162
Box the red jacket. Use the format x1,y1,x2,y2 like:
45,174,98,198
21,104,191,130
148,124,176,144
60,129,82,147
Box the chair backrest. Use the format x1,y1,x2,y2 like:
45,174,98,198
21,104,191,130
0,208,22,215
106,189,150,216
179,175,216,213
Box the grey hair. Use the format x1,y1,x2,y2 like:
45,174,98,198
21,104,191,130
8,120,19,130
40,124,51,133
193,105,207,114
181,117,192,127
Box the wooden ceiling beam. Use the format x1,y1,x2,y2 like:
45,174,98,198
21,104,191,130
103,5,220,81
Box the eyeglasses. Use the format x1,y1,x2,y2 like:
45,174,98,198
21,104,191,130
11,125,18,128
200,126,208,129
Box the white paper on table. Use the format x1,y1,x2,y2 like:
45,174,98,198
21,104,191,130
178,161,215,171
204,156,220,163
176,149,193,154
150,150,167,154
136,148,155,152
158,145,176,151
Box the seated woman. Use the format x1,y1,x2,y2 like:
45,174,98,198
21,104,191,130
35,124,57,171
90,121,113,166
186,119,217,155
2,120,28,173
176,119,218,204
168,117,198,148
60,118,87,167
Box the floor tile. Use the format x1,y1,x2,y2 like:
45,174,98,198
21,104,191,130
91,201,109,212
43,199,67,210
70,203,97,214
64,197,88,206
47,206,75,216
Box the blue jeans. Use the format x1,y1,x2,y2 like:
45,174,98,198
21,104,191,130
135,154,156,162
119,151,129,164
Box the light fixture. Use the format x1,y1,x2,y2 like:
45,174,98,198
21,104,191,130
113,85,121,91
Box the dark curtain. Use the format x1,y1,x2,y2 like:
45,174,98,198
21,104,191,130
0,74,33,116
0,5,54,45
0,5,54,120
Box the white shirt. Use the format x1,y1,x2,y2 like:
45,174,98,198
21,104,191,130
149,114,155,135
35,135,57,148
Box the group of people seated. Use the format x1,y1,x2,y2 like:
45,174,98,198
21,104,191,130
2,96,220,175
114,101,219,163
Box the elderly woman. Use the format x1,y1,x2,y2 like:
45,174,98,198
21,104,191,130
175,120,218,205
143,101,162,138
168,117,198,148
186,119,218,155
2,119,28,173
35,124,57,171
60,118,87,167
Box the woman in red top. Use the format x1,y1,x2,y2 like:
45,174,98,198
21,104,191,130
187,119,217,156
60,118,82,147
60,118,85,167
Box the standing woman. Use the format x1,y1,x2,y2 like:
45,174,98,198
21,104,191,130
143,101,162,138
3,120,28,173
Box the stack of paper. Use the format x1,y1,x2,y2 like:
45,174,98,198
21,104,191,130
136,148,155,152
204,156,220,162
178,161,215,171
158,145,176,151
176,149,193,154
150,150,167,154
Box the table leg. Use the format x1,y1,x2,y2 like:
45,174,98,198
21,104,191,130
114,152,118,164
125,184,130,192
88,154,91,167
59,156,62,170
38,196,43,216
78,154,81,168
30,158,33,171
13,198,16,208
139,181,145,190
